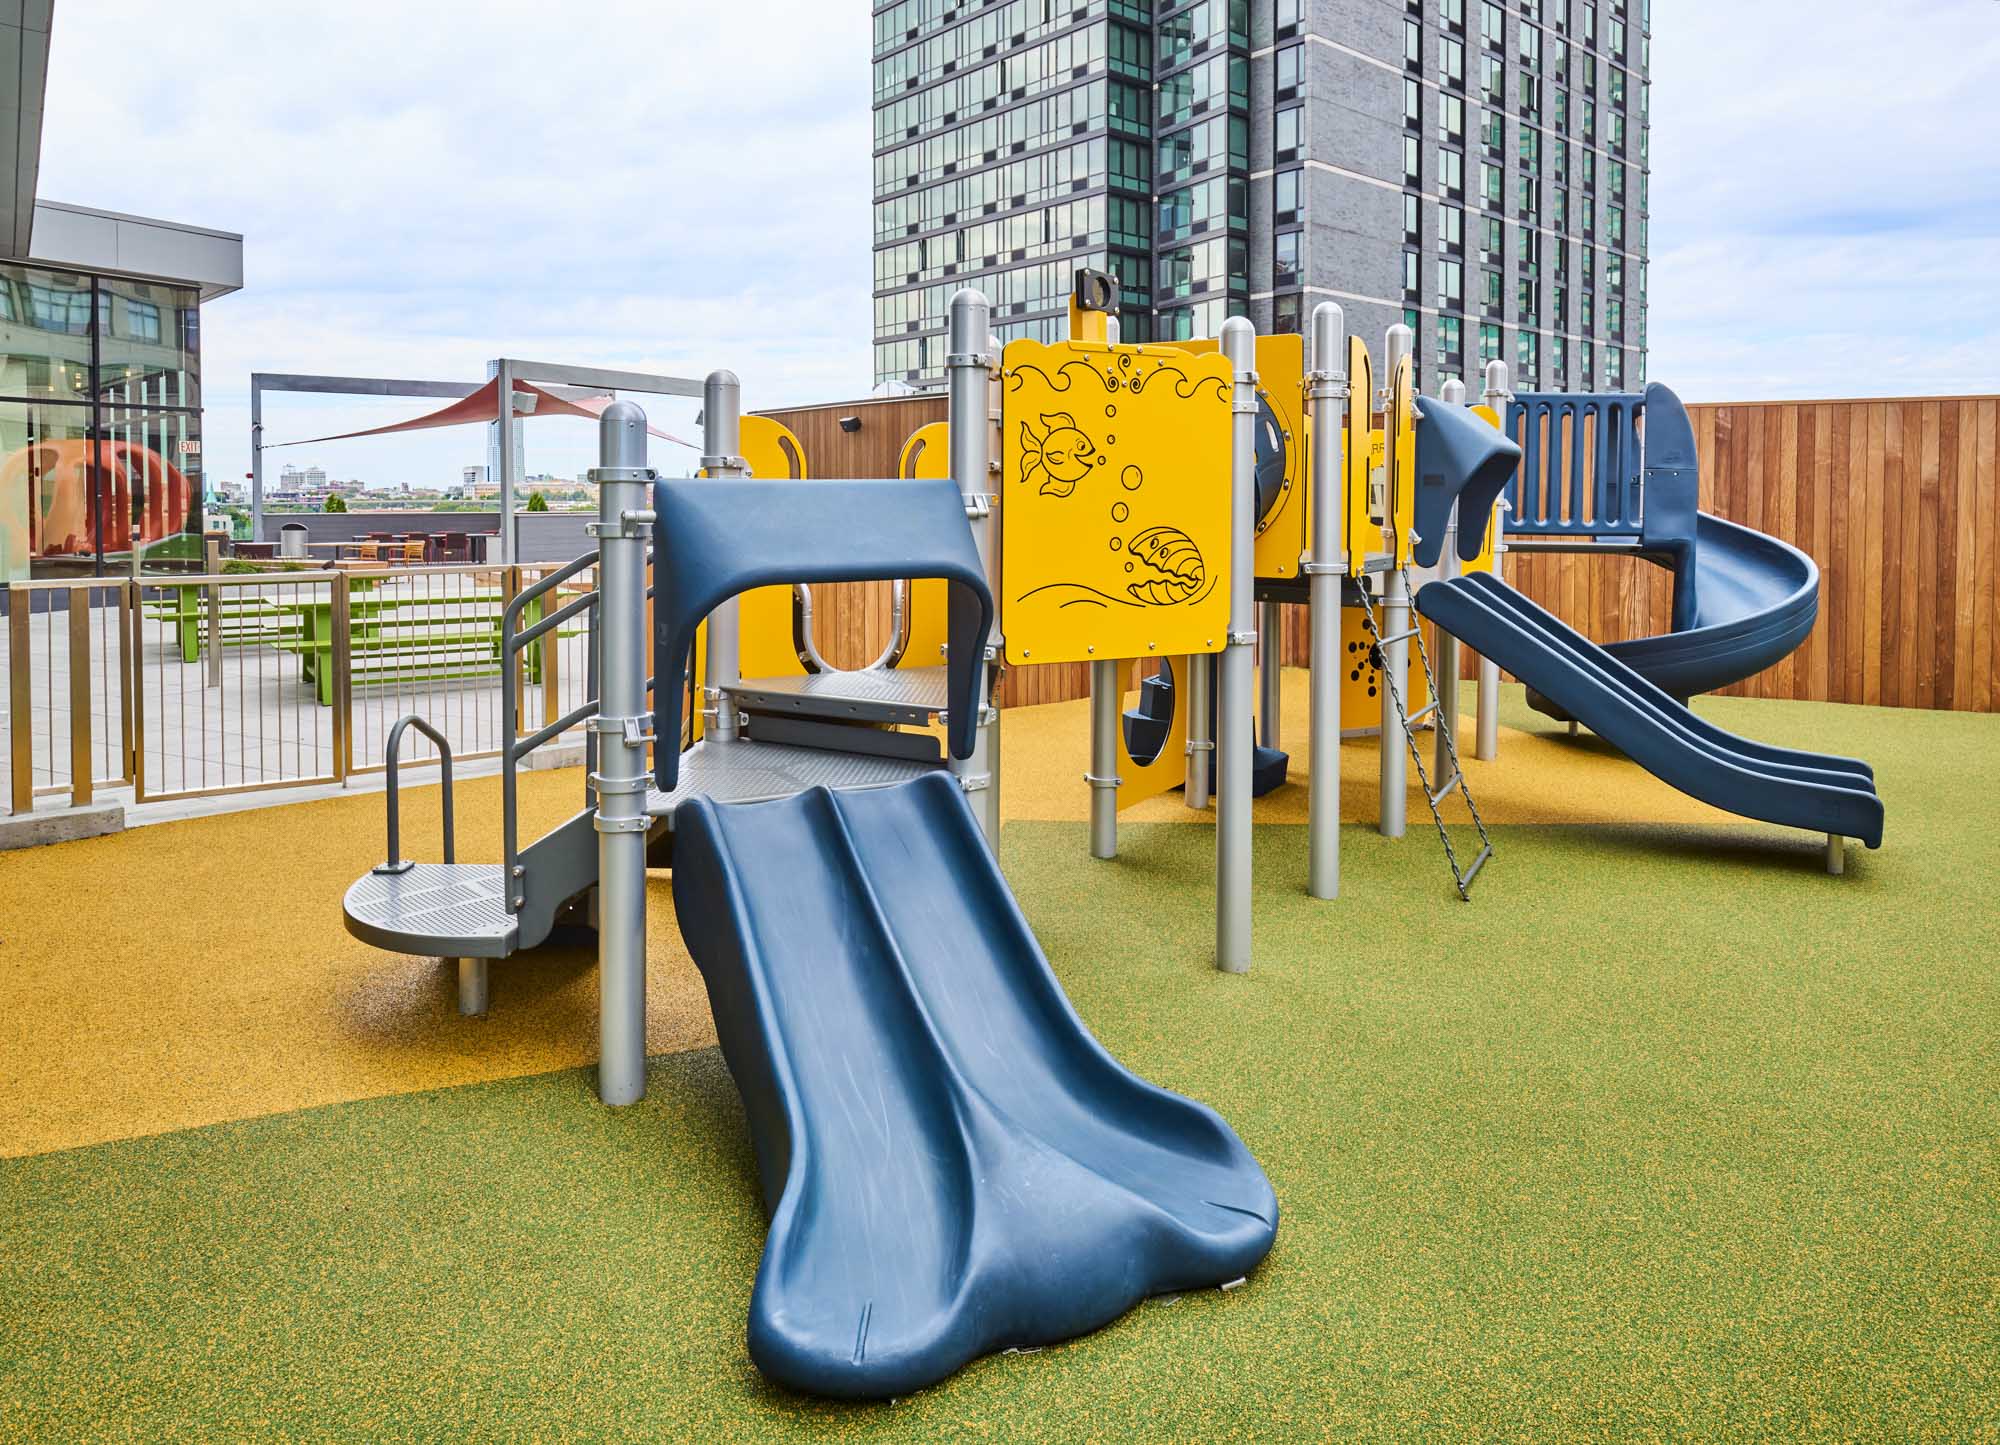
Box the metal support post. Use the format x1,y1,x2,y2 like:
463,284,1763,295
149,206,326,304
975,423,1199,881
1306,302,1346,900
946,290,1002,848
590,401,655,1108
1476,361,1510,762
701,370,745,743
67,590,92,808
1826,834,1846,876
455,958,489,1018
1089,659,1119,859
1378,325,1415,839
1258,598,1282,751
1186,654,1212,809
493,359,521,565
249,386,265,545
1217,317,1257,974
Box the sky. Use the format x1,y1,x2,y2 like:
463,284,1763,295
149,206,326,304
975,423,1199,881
33,0,2000,492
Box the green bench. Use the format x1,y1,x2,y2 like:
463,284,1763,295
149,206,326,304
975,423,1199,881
275,593,578,705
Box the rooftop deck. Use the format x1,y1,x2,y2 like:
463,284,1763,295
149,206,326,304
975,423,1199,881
1,678,1993,1438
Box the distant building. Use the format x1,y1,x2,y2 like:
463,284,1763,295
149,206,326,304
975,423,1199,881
870,0,1649,394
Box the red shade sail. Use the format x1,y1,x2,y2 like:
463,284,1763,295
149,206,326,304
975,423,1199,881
265,377,696,450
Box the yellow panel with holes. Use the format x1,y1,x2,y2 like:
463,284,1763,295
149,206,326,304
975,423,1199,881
896,421,954,669
1000,338,1232,666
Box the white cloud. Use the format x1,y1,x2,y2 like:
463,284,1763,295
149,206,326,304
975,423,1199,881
1648,0,2000,400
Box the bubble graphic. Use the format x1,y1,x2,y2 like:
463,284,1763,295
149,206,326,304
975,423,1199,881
1109,537,1123,551
1110,501,1130,523
1105,404,1117,417
1124,561,1135,572
1120,465,1143,491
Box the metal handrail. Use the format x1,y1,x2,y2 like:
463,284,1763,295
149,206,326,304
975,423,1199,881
501,551,602,912
373,714,454,875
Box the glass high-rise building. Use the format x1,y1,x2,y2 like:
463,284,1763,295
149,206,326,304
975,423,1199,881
871,0,1648,394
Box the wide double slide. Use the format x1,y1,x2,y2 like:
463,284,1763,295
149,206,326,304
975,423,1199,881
671,771,1279,1399
1418,573,1884,848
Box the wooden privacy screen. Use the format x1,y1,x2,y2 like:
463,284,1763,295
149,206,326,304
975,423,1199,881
761,394,2000,715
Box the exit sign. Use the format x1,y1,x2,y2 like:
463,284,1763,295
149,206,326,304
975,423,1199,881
179,439,201,455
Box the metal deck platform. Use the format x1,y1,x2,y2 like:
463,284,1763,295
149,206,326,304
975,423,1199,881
732,666,948,726
647,737,944,820
343,863,518,958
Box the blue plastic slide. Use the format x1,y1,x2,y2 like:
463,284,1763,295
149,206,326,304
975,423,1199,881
1417,573,1884,848
671,772,1279,1399
1507,385,1820,715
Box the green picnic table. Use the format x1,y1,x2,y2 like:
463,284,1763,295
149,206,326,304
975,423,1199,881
274,590,567,704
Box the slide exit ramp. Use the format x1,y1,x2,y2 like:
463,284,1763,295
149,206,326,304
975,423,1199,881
672,772,1279,1399
1504,384,1819,708
1417,573,1883,850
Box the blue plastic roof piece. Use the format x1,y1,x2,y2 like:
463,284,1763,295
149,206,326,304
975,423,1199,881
1411,395,1524,568
649,475,993,792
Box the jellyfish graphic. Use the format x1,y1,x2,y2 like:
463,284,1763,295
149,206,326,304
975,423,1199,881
1018,412,1098,498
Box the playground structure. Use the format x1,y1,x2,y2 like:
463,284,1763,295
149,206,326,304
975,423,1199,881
0,437,195,577
337,278,1884,1399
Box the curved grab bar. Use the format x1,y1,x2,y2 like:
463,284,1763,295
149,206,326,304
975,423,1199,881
373,714,454,875
792,579,911,674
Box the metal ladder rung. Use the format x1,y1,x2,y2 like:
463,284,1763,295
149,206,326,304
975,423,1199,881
1457,843,1493,891
1407,699,1438,726
1429,771,1461,808
1376,627,1419,646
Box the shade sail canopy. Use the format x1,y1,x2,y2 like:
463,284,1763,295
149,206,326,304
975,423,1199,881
266,377,695,450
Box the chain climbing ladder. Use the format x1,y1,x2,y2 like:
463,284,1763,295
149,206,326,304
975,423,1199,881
1358,565,1493,900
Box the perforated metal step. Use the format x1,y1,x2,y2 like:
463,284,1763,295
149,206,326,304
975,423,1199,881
648,738,944,821
343,863,518,958
732,666,948,726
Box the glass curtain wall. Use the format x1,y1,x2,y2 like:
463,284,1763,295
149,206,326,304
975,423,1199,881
0,263,203,582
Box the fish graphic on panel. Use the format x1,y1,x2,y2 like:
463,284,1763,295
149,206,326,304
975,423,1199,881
1000,339,1233,667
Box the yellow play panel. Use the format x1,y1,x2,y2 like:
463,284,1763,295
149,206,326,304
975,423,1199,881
1000,338,1233,666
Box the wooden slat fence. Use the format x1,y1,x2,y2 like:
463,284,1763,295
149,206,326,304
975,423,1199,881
764,394,2000,714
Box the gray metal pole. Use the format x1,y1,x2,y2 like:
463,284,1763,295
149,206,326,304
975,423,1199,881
1186,654,1212,809
701,370,745,743
1432,381,1465,783
1089,658,1119,859
456,958,489,1018
1378,324,1414,839
946,291,1000,848
1307,301,1346,900
1258,598,1282,750
249,383,264,545
591,399,654,1107
1217,317,1257,973
1477,360,1511,762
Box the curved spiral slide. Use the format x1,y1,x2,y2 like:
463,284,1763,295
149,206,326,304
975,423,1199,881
670,772,1278,1399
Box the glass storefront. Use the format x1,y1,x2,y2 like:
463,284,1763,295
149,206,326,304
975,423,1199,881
0,263,203,582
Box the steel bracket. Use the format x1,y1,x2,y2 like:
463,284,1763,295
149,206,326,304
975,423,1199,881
590,772,650,797
698,454,747,474
1084,771,1123,790
955,772,993,792
593,813,650,835
1226,629,1258,646
947,351,993,369
1299,558,1347,576
589,466,656,484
